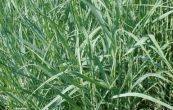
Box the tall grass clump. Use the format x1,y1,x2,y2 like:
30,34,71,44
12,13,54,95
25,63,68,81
0,0,173,109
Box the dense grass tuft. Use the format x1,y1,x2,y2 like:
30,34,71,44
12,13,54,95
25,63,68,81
0,0,173,109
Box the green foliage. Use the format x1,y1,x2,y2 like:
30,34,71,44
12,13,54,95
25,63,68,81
0,0,173,109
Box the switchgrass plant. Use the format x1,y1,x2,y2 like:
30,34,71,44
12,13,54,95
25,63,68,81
0,0,173,109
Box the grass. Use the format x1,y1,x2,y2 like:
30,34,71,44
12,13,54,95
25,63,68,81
0,0,173,109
